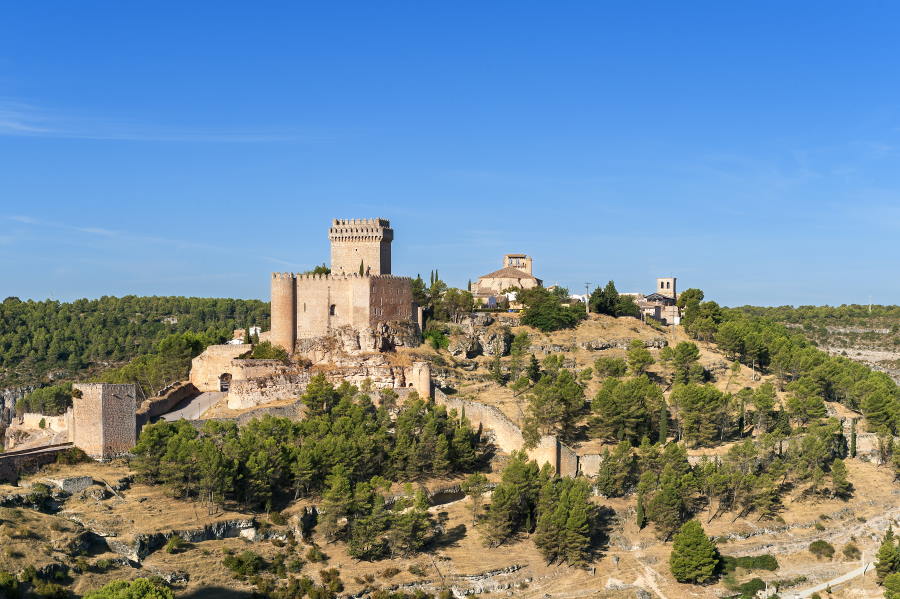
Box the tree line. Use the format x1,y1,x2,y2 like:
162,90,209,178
0,295,269,388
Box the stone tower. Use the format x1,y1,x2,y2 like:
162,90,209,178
656,277,677,300
70,383,137,460
328,218,393,276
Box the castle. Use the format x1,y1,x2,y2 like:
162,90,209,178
270,218,420,353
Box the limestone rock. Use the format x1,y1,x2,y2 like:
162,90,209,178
449,335,482,359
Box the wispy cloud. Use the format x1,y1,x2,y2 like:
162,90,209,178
0,98,306,143
5,215,302,266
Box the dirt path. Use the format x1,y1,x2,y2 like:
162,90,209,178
786,562,873,598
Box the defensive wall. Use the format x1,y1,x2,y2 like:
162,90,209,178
135,381,199,426
433,388,577,476
0,443,74,484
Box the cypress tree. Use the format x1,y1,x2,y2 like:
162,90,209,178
636,492,647,529
527,354,541,382
669,519,720,584
658,403,669,445
359,260,365,276
850,418,857,458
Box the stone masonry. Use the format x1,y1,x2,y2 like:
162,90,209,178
70,383,137,460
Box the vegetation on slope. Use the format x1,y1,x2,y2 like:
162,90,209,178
0,295,269,388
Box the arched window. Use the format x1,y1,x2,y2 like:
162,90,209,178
329,304,336,316
219,373,232,392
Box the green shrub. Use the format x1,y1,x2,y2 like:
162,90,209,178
269,511,288,526
721,554,779,572
164,535,185,554
248,341,289,361
842,542,861,560
305,546,328,563
809,540,835,559
223,550,267,577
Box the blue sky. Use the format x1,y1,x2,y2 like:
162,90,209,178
1,2,898,307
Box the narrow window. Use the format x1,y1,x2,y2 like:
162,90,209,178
329,304,336,316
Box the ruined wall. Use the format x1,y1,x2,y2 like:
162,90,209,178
434,389,569,473
20,413,68,432
558,442,579,477
228,373,312,410
189,344,254,392
136,381,198,423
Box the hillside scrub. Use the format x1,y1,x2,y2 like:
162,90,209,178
0,295,269,388
679,292,900,433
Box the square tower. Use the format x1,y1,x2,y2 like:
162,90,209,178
329,218,393,275
71,383,137,459
656,277,677,300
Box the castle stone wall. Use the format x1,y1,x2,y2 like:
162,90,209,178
369,276,415,325
190,344,253,392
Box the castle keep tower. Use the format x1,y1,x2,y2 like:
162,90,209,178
329,218,393,275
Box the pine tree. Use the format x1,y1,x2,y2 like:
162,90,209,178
830,458,852,499
876,527,899,582
320,469,354,541
649,482,683,540
562,481,593,566
669,520,720,584
461,473,489,525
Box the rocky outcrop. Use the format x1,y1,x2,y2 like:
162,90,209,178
297,322,420,363
101,518,259,562
578,337,668,351
447,314,512,358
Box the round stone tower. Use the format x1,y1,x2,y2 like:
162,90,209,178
271,273,297,352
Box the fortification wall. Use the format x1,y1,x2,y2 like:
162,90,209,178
434,389,573,473
294,274,371,337
189,344,254,392
228,373,312,410
136,381,198,423
369,276,415,325
20,413,68,432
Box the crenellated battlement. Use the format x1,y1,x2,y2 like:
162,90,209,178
271,272,413,282
331,218,390,227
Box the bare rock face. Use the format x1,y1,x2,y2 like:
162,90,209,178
478,328,513,357
447,313,512,358
298,322,420,362
449,335,482,359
